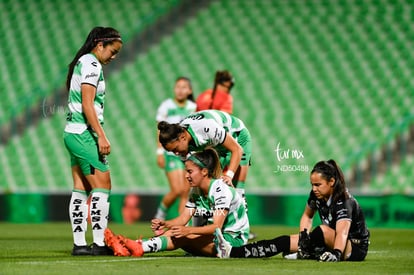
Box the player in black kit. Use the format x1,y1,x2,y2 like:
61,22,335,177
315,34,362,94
216,159,370,262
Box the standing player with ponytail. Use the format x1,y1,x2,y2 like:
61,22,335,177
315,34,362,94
154,76,196,220
216,159,370,262
63,26,122,256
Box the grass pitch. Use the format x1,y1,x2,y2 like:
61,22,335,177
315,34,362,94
0,222,413,275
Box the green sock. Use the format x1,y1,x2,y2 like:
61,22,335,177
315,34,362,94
154,203,168,219
234,181,245,189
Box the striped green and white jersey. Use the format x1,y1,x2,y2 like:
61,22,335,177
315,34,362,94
156,98,196,124
186,179,250,243
65,53,105,134
179,110,246,156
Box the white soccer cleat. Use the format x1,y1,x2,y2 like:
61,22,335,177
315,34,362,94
283,252,298,260
215,228,232,258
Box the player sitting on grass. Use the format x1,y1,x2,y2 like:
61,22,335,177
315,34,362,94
104,148,250,257
216,160,370,262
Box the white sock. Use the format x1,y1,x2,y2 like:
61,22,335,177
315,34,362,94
69,190,88,246
142,237,164,253
89,190,110,246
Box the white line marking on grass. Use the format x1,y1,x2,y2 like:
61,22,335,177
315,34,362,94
18,256,202,265
17,251,385,265
17,252,386,265
367,250,386,254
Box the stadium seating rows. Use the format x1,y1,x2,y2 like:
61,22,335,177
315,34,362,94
0,0,413,194
0,0,181,126
368,155,414,194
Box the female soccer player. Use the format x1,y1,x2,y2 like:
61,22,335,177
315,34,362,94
105,148,250,257
63,27,122,256
216,159,370,262
158,110,251,238
158,110,252,236
196,70,235,114
158,110,251,197
154,77,196,220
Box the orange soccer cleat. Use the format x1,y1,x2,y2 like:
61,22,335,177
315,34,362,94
119,235,144,257
104,228,131,257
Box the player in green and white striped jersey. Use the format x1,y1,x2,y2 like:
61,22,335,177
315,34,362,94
63,27,122,256
104,148,249,257
185,174,250,247
154,77,196,220
157,110,252,212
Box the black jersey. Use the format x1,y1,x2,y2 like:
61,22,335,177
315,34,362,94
307,190,370,242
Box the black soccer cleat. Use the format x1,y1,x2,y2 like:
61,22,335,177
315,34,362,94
297,229,314,259
71,244,92,256
91,243,113,256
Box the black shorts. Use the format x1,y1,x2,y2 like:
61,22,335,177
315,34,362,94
347,239,369,261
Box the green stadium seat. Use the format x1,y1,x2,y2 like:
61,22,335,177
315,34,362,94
1,0,413,195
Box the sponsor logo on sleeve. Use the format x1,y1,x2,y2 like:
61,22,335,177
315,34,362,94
85,72,98,79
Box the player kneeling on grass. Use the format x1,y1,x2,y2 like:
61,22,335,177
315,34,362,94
216,159,370,262
105,148,250,257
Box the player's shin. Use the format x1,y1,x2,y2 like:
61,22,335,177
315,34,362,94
309,226,326,258
230,236,290,258
89,189,110,246
69,189,89,246
141,236,169,253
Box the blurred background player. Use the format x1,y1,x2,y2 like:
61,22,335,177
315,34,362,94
196,70,235,114
105,148,249,257
216,160,370,262
155,77,196,220
122,194,142,224
195,70,243,230
63,27,122,256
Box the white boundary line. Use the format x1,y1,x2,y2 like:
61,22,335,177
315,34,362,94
16,256,209,265
15,252,384,265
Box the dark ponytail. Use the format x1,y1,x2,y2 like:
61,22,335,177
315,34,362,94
209,70,234,108
158,121,185,147
66,26,122,91
311,159,347,202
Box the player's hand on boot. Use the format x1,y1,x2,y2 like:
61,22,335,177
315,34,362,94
319,249,342,262
297,229,312,259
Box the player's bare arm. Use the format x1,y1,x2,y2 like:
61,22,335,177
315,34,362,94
299,205,315,232
334,219,352,254
221,135,242,184
82,83,110,155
